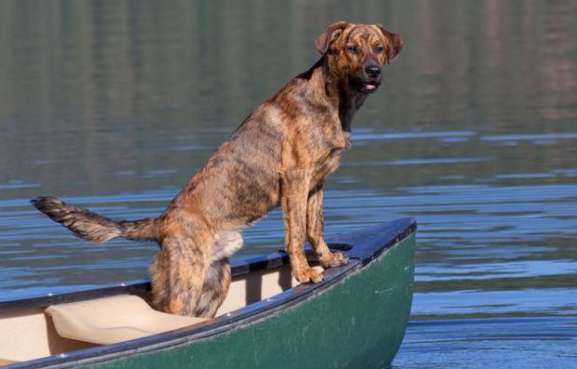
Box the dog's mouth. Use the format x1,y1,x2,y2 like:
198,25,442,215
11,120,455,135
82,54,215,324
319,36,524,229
359,81,380,93
352,78,381,94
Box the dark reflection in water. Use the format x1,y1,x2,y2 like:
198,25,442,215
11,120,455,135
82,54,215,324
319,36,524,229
1,0,577,327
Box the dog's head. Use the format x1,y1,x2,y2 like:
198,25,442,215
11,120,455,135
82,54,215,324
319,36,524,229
316,21,403,94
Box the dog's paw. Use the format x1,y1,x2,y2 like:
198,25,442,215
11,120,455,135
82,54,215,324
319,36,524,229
319,251,349,268
293,265,325,284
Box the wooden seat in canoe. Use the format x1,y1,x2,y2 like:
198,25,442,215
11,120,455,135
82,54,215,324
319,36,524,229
45,295,207,345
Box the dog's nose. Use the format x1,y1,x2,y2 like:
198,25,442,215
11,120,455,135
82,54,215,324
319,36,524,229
365,65,381,78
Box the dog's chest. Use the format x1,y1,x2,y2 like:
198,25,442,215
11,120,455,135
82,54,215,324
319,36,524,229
312,133,350,185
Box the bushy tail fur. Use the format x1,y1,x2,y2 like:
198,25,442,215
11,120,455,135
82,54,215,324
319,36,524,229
31,196,160,243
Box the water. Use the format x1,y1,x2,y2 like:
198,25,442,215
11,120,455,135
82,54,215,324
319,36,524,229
1,1,576,367
396,317,577,369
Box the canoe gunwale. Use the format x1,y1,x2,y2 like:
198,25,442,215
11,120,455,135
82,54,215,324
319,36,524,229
2,218,417,369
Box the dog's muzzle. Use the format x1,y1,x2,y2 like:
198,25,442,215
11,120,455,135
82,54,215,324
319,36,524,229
355,65,382,93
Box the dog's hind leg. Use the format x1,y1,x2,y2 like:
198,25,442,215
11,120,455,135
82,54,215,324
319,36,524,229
191,231,242,317
150,232,212,316
193,258,232,318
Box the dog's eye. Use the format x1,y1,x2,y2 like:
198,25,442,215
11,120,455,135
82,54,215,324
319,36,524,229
346,46,360,54
375,45,385,53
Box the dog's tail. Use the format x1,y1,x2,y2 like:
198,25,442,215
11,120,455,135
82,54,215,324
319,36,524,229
31,196,160,243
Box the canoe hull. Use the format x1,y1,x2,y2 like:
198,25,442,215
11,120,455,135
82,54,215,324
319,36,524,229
83,231,416,369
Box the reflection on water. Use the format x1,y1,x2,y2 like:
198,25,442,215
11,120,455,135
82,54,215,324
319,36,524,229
1,0,577,324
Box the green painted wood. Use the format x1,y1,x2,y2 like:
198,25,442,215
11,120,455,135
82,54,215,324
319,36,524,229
83,233,415,369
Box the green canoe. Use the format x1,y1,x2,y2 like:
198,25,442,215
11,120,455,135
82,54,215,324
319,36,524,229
0,218,416,369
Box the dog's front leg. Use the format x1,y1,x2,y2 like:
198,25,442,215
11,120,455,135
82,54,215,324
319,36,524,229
281,170,324,283
306,187,349,268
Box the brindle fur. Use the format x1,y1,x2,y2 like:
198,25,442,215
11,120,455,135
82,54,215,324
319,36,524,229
31,22,403,318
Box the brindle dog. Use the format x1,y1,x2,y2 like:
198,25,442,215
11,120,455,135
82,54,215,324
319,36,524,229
32,21,403,318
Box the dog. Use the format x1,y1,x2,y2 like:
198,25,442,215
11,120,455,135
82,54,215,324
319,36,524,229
32,21,403,318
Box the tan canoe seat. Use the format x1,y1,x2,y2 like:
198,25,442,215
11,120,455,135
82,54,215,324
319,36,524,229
45,295,207,345
0,359,17,367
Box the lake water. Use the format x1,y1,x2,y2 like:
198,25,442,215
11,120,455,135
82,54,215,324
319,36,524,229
1,1,576,368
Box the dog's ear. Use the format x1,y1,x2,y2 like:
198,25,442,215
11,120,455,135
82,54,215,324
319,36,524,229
315,21,349,54
377,25,404,63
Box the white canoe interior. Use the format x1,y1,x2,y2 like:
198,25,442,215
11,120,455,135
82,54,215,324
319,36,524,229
0,264,302,366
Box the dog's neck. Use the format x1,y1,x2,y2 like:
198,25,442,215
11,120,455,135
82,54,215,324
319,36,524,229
305,56,368,132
